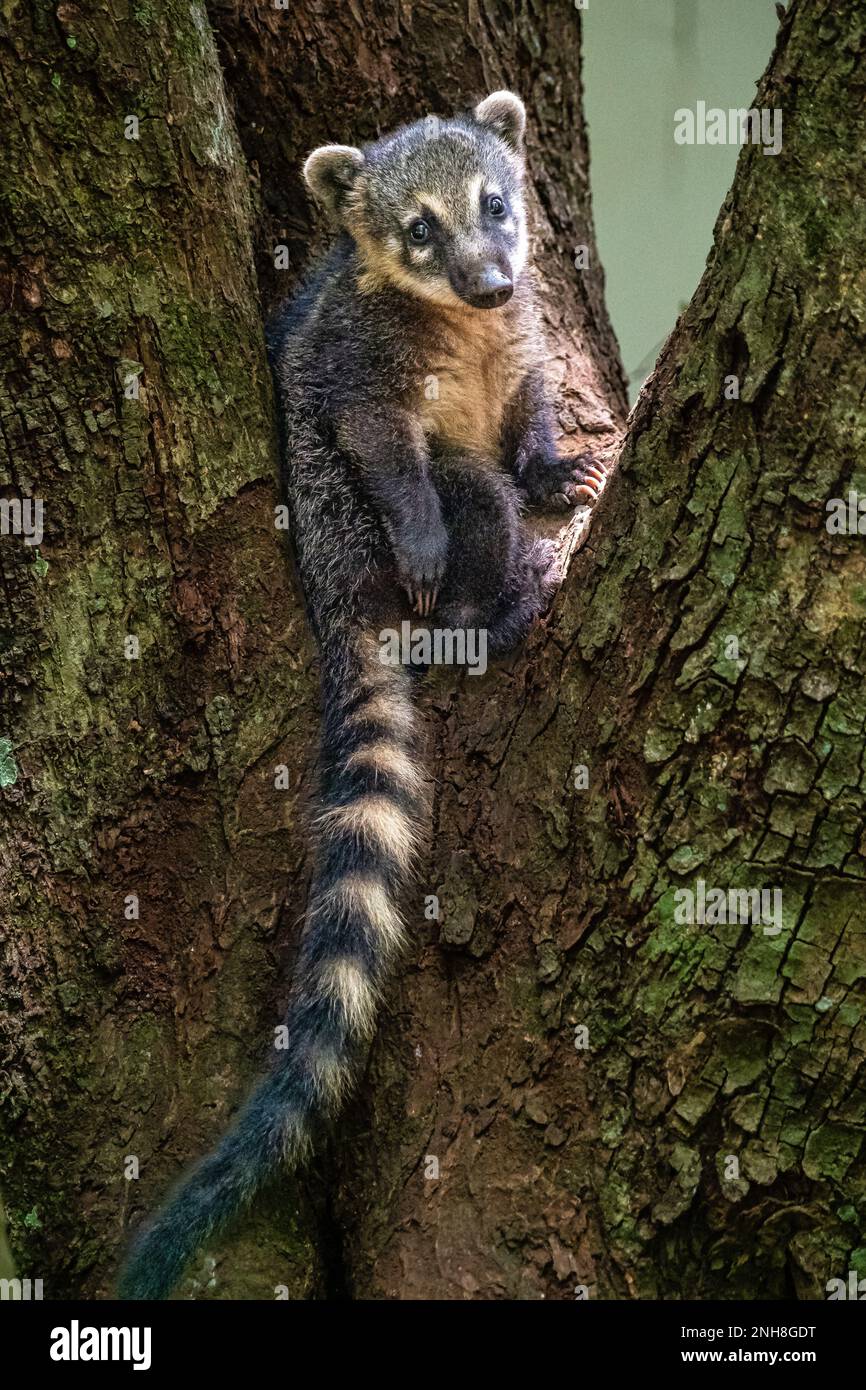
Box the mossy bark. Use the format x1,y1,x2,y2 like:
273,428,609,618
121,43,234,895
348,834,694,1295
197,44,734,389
329,0,866,1299
2,0,862,1303
0,0,323,1298
0,0,621,1299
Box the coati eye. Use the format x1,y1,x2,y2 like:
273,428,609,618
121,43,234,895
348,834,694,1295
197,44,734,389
487,195,506,217
409,220,430,243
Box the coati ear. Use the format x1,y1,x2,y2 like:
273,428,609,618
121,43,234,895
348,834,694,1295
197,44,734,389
303,144,365,219
473,91,526,151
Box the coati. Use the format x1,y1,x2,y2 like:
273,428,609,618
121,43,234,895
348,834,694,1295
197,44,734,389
119,91,603,1299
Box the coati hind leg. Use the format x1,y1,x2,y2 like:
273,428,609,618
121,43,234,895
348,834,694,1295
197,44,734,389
484,533,560,657
431,454,560,658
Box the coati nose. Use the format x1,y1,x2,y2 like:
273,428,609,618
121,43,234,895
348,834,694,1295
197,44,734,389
465,267,513,309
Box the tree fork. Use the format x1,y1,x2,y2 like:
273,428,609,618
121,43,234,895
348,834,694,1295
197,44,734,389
2,0,863,1304
0,0,622,1299
326,0,866,1301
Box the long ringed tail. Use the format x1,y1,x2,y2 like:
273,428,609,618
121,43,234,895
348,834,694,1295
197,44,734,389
119,626,423,1299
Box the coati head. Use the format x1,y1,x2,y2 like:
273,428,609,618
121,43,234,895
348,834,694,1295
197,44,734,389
303,93,529,311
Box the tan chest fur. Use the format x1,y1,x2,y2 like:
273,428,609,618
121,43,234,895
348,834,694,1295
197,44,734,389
417,301,539,458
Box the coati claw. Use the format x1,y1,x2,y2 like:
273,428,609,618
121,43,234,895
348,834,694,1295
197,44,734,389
395,529,448,618
414,587,437,616
524,451,607,509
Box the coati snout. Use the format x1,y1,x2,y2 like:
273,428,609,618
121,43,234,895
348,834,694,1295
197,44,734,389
447,256,513,309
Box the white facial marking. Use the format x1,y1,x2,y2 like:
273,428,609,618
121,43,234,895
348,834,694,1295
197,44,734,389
413,191,453,227
466,173,484,217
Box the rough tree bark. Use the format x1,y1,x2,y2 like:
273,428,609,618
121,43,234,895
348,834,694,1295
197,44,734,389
2,0,863,1303
0,0,324,1298
324,0,866,1301
0,0,620,1298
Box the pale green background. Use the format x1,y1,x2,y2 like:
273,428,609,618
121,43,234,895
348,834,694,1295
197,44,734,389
583,0,780,398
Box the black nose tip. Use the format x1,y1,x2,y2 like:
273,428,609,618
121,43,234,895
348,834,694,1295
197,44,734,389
465,267,513,309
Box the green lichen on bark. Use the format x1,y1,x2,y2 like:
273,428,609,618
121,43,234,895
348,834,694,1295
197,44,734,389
551,0,866,1299
329,0,866,1301
3,0,863,1305
0,0,320,1296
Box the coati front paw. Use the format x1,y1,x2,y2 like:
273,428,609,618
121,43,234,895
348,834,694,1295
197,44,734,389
394,517,449,617
523,452,607,510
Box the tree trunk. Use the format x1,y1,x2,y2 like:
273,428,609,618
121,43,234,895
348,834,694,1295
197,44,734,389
0,0,324,1298
0,0,620,1298
327,0,866,1300
2,0,863,1304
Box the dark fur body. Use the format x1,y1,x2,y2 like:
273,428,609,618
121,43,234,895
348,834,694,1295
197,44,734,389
267,232,563,649
119,96,599,1300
